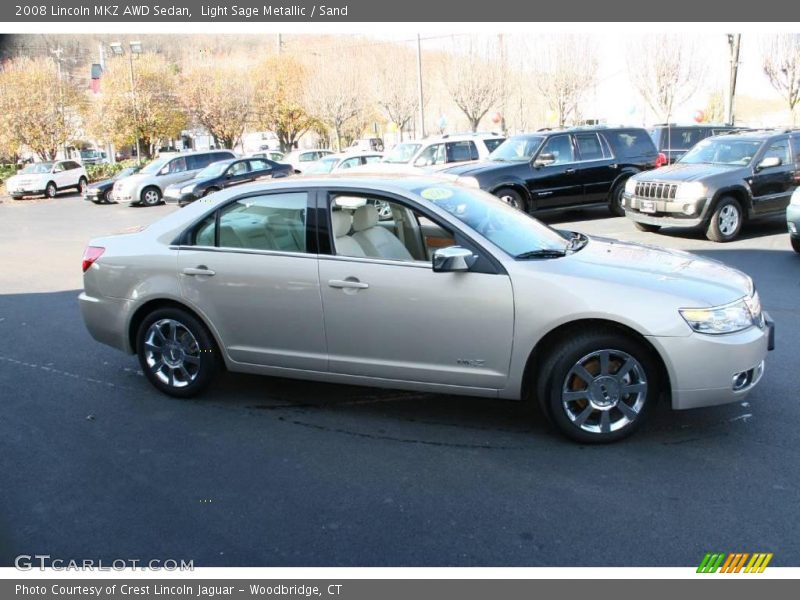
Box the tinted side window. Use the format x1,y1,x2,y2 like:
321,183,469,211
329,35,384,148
607,130,656,158
214,152,234,162
218,193,308,253
539,135,575,164
446,141,477,162
762,140,791,165
667,128,706,150
248,159,271,171
484,138,505,153
575,133,608,161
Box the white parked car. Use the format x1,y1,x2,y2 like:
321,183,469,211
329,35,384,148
282,149,334,173
6,160,88,199
376,133,506,172
301,152,384,175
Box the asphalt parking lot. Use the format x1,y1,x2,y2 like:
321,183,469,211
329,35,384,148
1,191,798,567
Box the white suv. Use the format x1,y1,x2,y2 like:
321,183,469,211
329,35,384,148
378,133,505,171
6,160,88,199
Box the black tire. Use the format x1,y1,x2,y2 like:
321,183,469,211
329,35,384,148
536,328,660,444
609,181,627,217
792,237,800,254
11,195,23,200
634,222,662,233
136,307,219,398
141,186,162,207
495,187,527,212
45,181,57,198
91,198,103,204
203,187,220,197
78,177,88,194
706,196,743,242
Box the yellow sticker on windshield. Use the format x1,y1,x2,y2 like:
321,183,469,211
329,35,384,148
420,187,453,201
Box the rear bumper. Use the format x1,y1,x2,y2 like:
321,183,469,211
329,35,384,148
78,292,134,354
649,314,773,410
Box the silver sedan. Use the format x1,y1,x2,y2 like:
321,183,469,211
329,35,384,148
79,175,774,443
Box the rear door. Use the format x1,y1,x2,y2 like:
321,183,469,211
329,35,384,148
574,132,617,203
177,189,326,370
53,162,73,189
222,160,254,187
526,134,583,209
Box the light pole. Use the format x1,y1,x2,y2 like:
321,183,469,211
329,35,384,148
110,40,144,164
726,34,742,126
50,47,68,159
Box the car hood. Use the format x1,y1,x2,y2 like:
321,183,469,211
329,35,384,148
635,162,745,183
545,236,752,307
88,177,115,190
439,160,520,178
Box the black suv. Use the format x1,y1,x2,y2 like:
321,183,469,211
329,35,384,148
649,124,743,165
624,129,800,242
441,126,658,216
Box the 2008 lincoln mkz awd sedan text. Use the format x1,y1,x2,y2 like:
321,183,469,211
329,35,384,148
79,175,775,443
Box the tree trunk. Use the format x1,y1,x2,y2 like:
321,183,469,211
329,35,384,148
334,127,342,152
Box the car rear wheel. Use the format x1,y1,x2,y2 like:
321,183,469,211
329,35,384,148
536,328,659,443
136,308,219,398
706,196,743,242
792,237,800,254
609,181,627,217
78,177,88,194
141,186,162,207
45,182,57,198
634,222,661,233
495,187,527,212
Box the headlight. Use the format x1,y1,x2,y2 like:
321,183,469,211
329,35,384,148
790,188,800,206
457,176,481,189
624,177,637,194
680,294,761,334
675,181,707,201
180,185,196,194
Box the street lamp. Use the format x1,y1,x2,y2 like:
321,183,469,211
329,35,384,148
110,40,144,164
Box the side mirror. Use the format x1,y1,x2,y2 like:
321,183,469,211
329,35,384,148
534,152,556,168
225,172,234,179
756,156,781,171
157,166,169,176
432,246,477,273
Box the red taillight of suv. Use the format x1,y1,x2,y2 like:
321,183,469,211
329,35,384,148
82,246,105,272
655,152,668,168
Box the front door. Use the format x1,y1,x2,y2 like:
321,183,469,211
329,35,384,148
318,191,514,390
527,134,583,209
177,190,326,371
574,132,618,203
750,138,796,215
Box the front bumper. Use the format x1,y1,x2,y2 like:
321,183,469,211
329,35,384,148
624,193,708,227
649,312,774,410
7,186,45,196
83,189,104,201
164,190,198,205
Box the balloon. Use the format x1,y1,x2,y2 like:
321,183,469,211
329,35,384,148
693,110,705,123
491,112,502,124
387,122,398,133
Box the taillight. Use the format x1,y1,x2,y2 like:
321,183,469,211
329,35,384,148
655,152,668,168
82,246,105,272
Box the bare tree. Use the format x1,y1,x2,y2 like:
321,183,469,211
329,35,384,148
305,53,366,151
762,34,800,124
627,34,705,123
533,35,598,127
374,45,419,141
445,38,501,132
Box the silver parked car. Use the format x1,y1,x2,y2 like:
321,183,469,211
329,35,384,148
112,150,236,206
79,176,774,443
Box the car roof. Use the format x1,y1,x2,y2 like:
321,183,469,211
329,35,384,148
707,130,791,142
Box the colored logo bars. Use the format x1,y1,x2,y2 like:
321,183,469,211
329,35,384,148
697,552,773,573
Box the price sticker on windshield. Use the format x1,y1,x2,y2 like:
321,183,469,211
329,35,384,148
420,187,453,201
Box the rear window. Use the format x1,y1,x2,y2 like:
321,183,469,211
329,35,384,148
605,130,656,158
658,127,707,151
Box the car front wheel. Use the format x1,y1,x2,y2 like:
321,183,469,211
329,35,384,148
45,182,57,198
609,181,627,217
495,187,527,211
141,186,162,207
136,308,219,398
706,196,743,242
537,328,659,443
78,177,88,194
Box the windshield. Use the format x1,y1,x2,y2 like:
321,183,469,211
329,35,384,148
140,158,169,174
488,136,545,162
196,162,229,178
19,163,53,174
113,167,138,180
413,185,569,256
383,143,422,164
679,138,764,166
304,157,338,174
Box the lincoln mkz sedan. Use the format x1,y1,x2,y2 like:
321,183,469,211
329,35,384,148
79,176,774,442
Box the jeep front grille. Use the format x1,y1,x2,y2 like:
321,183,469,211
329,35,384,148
635,181,678,200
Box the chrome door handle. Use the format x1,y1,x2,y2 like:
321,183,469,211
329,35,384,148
182,266,216,276
328,278,369,289
610,164,618,169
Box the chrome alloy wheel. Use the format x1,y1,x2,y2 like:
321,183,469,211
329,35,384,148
143,319,201,388
561,349,648,434
718,204,740,236
499,193,520,209
143,189,161,206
